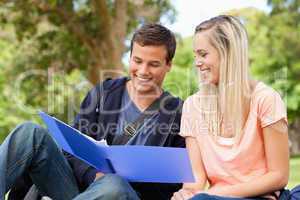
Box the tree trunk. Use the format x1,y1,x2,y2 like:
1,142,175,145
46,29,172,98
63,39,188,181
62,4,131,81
88,61,124,85
87,0,128,85
88,41,125,85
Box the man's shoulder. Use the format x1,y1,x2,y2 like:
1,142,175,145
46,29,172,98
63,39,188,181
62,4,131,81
161,92,183,114
98,76,128,91
81,77,127,111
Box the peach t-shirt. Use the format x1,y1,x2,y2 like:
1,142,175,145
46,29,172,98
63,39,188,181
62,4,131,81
180,82,287,187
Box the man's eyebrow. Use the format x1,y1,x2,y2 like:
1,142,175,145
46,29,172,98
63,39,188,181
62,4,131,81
149,60,161,64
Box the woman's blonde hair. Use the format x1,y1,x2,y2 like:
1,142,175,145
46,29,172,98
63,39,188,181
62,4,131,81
195,15,251,142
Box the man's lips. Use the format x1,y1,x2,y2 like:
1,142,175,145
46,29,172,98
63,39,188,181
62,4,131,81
135,76,152,83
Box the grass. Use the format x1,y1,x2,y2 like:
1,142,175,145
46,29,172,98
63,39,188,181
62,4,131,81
288,156,300,189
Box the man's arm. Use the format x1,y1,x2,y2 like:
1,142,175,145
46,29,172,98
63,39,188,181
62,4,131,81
65,84,104,190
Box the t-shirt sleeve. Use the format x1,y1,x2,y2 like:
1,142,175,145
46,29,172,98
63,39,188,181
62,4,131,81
258,90,287,128
179,96,198,138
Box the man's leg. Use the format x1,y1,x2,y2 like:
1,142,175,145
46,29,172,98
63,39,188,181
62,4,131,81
0,122,79,200
7,173,33,199
74,174,140,200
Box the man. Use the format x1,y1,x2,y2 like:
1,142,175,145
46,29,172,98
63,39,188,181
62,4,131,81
0,23,184,200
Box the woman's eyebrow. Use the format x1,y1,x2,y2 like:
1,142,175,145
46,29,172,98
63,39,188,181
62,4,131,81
194,49,208,54
133,56,142,60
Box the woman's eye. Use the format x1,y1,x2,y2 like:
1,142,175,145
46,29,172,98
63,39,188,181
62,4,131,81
200,53,208,57
195,51,208,58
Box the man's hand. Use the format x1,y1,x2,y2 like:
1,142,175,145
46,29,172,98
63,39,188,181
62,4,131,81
94,172,105,181
171,188,197,200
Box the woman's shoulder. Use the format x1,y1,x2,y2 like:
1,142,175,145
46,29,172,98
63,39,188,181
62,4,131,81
183,91,202,109
251,82,287,127
251,82,283,103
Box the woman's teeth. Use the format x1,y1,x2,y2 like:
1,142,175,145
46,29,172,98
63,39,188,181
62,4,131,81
200,68,210,74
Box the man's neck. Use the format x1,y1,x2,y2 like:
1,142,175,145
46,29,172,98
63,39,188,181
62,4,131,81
126,81,163,112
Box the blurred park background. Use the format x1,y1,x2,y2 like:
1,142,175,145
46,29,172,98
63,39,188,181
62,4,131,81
0,0,299,188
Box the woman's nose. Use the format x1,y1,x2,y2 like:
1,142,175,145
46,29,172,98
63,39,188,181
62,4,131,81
195,59,204,67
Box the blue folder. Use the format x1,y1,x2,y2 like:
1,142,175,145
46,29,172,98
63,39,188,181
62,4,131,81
39,111,195,183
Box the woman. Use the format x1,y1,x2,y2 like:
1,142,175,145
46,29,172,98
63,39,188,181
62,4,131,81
172,15,289,200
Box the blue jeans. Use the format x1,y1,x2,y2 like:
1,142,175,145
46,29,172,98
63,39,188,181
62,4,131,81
0,122,140,200
190,193,266,200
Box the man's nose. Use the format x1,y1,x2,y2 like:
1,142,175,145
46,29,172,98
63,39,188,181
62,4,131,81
138,63,150,75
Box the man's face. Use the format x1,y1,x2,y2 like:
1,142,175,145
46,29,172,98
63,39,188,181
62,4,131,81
129,42,171,95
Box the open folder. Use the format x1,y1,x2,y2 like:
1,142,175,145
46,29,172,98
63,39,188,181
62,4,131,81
39,111,195,183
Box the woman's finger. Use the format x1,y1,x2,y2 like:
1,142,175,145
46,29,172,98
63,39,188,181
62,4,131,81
172,191,184,200
180,189,195,199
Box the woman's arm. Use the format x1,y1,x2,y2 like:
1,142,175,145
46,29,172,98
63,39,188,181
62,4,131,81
172,136,207,200
183,136,208,190
208,119,289,197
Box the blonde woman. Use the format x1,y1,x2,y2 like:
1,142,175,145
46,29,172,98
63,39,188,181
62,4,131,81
172,15,289,200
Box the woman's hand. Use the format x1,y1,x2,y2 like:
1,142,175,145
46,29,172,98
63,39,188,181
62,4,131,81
171,188,199,200
171,136,208,200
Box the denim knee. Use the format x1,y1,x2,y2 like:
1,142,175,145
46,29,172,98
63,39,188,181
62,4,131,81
99,174,130,195
93,174,138,199
10,122,51,149
14,122,43,138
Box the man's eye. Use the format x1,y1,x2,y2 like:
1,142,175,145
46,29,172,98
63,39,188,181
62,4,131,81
150,63,160,67
134,60,142,64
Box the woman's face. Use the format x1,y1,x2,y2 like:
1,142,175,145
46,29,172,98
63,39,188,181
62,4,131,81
193,31,220,85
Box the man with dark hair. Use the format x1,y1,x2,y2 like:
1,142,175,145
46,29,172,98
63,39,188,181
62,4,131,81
130,23,176,64
0,23,184,200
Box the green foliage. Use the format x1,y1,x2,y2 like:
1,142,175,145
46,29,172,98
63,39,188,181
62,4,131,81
0,67,91,143
170,4,300,122
229,2,300,122
0,0,176,84
173,37,194,69
163,65,198,100
1,0,299,144
0,21,91,142
164,36,198,100
288,156,300,189
0,1,177,142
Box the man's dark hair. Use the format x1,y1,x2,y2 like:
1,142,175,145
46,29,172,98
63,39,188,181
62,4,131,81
130,23,176,64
